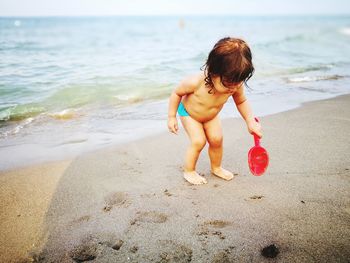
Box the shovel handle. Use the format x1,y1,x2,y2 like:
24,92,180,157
253,117,260,146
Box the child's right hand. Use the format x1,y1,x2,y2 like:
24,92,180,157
247,119,262,138
167,116,178,134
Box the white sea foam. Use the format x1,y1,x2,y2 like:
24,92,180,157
339,27,350,36
49,109,77,120
1,117,34,138
14,20,21,27
286,75,344,83
113,95,142,103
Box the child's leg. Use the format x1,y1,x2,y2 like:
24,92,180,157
180,116,207,185
203,115,234,180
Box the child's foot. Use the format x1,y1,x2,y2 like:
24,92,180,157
183,171,207,185
211,167,234,181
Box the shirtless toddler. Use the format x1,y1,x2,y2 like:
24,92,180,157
168,37,262,185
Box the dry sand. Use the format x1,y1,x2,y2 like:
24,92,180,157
1,95,349,263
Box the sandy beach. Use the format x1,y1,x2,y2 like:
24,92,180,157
1,94,349,263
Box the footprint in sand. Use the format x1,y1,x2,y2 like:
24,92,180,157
211,247,236,263
103,191,130,212
131,211,168,225
69,239,99,262
156,240,193,263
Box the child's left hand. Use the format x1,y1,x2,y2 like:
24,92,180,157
247,119,262,138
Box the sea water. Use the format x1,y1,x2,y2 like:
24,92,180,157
1,16,350,169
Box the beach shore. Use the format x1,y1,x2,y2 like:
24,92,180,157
1,95,349,263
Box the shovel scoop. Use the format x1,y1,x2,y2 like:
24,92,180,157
248,118,269,176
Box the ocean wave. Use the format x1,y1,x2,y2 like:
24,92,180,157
0,105,45,122
287,64,334,74
48,109,78,120
285,74,345,83
113,94,143,103
296,86,328,93
0,41,43,51
0,117,34,138
260,64,335,78
255,34,311,48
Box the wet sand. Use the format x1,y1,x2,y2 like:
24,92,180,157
1,95,349,263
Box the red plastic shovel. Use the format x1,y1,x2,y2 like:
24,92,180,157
248,118,269,176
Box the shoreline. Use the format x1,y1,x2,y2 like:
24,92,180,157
1,92,350,172
1,94,349,262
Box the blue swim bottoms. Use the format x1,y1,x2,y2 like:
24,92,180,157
177,101,190,117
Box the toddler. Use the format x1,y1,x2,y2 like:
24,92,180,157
168,37,262,185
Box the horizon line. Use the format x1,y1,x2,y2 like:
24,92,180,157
1,13,350,18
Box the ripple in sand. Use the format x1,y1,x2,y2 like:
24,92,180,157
68,215,91,227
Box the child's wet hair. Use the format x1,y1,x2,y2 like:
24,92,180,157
202,37,254,93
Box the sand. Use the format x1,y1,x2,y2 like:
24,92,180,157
0,95,349,263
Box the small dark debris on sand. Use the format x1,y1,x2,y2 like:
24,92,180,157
249,195,264,200
212,231,225,239
103,206,111,212
130,246,138,253
261,244,280,258
204,220,232,228
301,200,305,204
164,189,172,196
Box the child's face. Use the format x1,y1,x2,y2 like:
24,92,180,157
212,76,242,94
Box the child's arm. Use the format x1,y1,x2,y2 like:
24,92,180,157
233,88,263,138
168,75,200,134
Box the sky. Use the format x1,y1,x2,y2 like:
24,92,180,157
0,0,350,16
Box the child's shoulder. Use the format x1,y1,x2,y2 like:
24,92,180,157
180,72,205,90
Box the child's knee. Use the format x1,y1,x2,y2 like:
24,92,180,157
208,135,223,148
191,138,206,151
